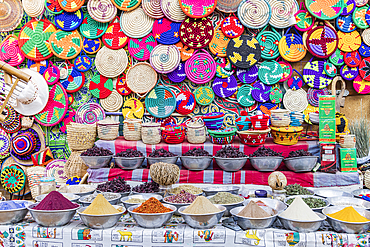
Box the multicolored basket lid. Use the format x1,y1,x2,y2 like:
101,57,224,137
54,10,83,31
278,28,306,62
79,12,108,39
258,61,283,85
305,0,344,20
268,0,299,29
0,35,24,66
116,74,132,96
49,29,82,60
353,5,369,29
237,84,255,107
221,16,244,39
302,59,333,89
120,7,154,39
344,50,361,67
278,61,293,82
307,87,329,107
45,0,63,14
179,17,213,49
356,0,368,6
252,81,271,103
128,33,157,61
175,91,195,115
18,19,57,61
34,83,68,127
295,2,315,31
1,164,26,193
27,60,49,75
287,75,304,90
329,48,345,66
212,75,237,98
58,0,83,12
87,0,117,23
215,57,235,78
185,50,216,84
194,86,214,106
256,27,281,60
341,0,356,15
0,113,21,134
142,0,164,19
122,98,144,119
227,35,261,69
179,0,216,18
60,64,85,93
237,65,258,84
338,30,362,52
340,64,359,80
89,74,114,99
359,57,370,80
324,62,337,77
209,25,230,57
111,0,141,10
76,102,105,124
74,53,92,72
306,23,338,58
270,86,283,103
43,63,60,85
359,42,370,57
175,41,195,61
102,17,129,50
167,62,186,82
82,37,102,54
152,18,181,45
0,129,10,159
283,88,308,112
238,0,271,29
353,74,370,94
336,14,357,33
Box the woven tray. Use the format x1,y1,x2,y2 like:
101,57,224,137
221,16,244,38
340,64,359,80
338,30,361,52
270,86,283,103
294,2,315,32
111,0,141,11
278,28,306,62
100,90,123,112
152,18,181,45
128,33,157,61
82,37,101,54
194,86,214,105
256,27,281,60
120,7,154,38
344,50,361,67
227,35,261,68
359,57,370,80
303,59,333,89
150,44,181,73
215,57,235,78
179,17,214,49
287,75,304,90
179,0,216,18
306,23,338,58
238,0,271,29
342,0,356,15
79,12,108,39
175,42,195,61
116,75,132,96
168,63,186,83
58,0,83,12
212,75,238,98
122,98,144,119
278,61,292,82
60,64,85,93
305,0,344,20
283,88,308,112
45,0,63,14
23,0,44,17
45,159,67,185
102,17,129,49
329,49,345,66
161,0,186,22
142,0,164,19
74,53,92,72
49,30,82,60
217,0,243,12
353,5,369,29
185,50,216,84
126,62,157,95
76,102,105,124
258,61,283,85
336,14,357,33
175,91,195,115
268,0,299,29
89,74,114,99
353,75,370,94
54,10,83,31
237,84,255,107
362,28,370,46
96,46,128,78
209,24,230,57
0,35,24,66
145,86,176,118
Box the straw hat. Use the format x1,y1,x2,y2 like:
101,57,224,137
95,46,128,78
22,0,45,17
120,7,154,38
0,0,23,32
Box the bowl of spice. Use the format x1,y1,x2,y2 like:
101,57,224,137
327,197,370,210
36,193,80,203
284,150,319,173
314,189,353,198
323,206,370,234
203,186,239,197
78,194,125,229
79,192,121,206
351,189,370,198
180,148,213,171
127,197,176,228
278,197,326,233
114,149,145,170
214,146,248,172
230,198,286,230
178,196,226,229
284,195,329,212
207,192,245,217
121,193,163,212
27,191,80,227
0,200,32,225
97,177,131,197
59,185,96,197
80,146,113,169
285,184,315,196
147,149,178,167
164,190,198,215
249,147,284,172
169,185,203,196
132,181,162,196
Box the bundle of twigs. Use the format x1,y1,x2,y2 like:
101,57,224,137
349,118,370,158
149,162,180,186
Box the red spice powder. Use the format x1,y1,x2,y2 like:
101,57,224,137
133,197,172,213
33,191,78,210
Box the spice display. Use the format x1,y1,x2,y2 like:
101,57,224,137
182,196,221,214
285,184,314,196
183,148,211,157
97,177,131,193
209,192,243,204
327,206,369,223
125,198,146,203
132,197,172,213
286,197,326,208
215,146,247,158
82,194,121,215
169,185,203,195
279,197,321,221
80,192,120,203
0,201,26,210
132,181,160,193
238,201,271,218
149,148,176,157
115,149,143,157
164,190,197,204
250,146,283,157
33,191,78,210
287,150,313,158
81,146,113,156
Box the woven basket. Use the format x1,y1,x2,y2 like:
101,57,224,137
329,49,345,66
353,5,369,29
278,27,306,62
271,109,291,127
217,0,243,12
338,30,361,52
66,122,97,151
23,0,44,17
180,17,214,49
100,90,123,112
362,28,370,46
141,122,161,144
179,0,216,18
227,34,261,69
237,128,270,146
162,125,186,144
126,62,158,96
142,0,164,19
185,50,216,84
365,170,370,189
96,46,128,78
0,35,25,67
186,118,206,144
145,86,176,118
161,0,186,22
306,0,344,20
258,61,283,85
194,86,215,105
237,84,255,107
97,120,119,140
50,30,82,60
0,0,23,32
65,150,89,178
268,0,298,29
87,0,117,23
306,23,338,58
124,119,142,141
26,166,46,199
256,26,281,60
294,2,315,32
111,0,141,11
150,44,181,73
79,12,108,39
209,24,230,57
238,0,271,29
283,88,308,113
120,7,154,38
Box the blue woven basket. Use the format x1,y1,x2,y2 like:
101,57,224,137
203,117,224,130
145,86,176,118
235,116,251,131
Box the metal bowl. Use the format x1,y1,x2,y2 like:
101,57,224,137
121,194,163,211
96,190,131,198
77,205,125,229
249,156,283,172
114,156,145,170
128,204,176,228
180,156,213,171
284,195,329,212
0,200,31,225
214,157,248,172
207,195,245,217
178,205,226,229
203,186,240,197
351,189,370,198
36,193,80,203
79,193,121,206
147,156,178,166
323,206,370,234
162,199,192,216
278,212,326,233
27,203,80,227
80,155,112,169
327,196,370,209
132,191,166,197
65,185,96,197
284,156,319,172
314,189,353,198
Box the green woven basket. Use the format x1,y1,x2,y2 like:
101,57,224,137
237,84,255,107
256,26,281,60
145,86,176,118
79,12,108,39
194,86,215,106
258,61,283,85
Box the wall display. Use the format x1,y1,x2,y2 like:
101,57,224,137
227,35,261,68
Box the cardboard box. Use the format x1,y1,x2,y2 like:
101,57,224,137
319,95,336,119
340,148,357,172
319,143,337,173
319,119,336,143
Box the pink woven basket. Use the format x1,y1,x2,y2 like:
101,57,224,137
185,49,216,84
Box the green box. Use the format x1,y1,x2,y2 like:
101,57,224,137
319,95,336,119
340,148,357,172
319,119,336,143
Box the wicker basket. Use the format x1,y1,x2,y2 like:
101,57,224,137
64,150,89,178
26,166,46,199
124,118,142,141
186,118,206,144
271,109,291,127
97,120,119,140
66,122,97,151
141,122,161,144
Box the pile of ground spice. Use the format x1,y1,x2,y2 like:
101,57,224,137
327,206,369,223
238,201,271,218
182,196,221,214
34,191,78,210
132,197,172,213
82,194,120,215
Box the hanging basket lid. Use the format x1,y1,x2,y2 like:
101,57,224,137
54,9,83,31
145,86,176,118
175,91,195,115
256,28,281,60
185,50,216,84
44,64,60,85
306,23,338,58
336,15,357,33
227,35,261,69
100,90,123,112
126,62,158,94
0,113,21,134
76,102,105,124
217,0,243,13
252,81,271,103
362,28,370,46
344,50,361,67
45,0,63,14
179,17,214,49
89,74,113,99
209,26,230,57
329,48,345,66
216,57,235,78
142,0,164,19
34,83,68,127
120,7,154,38
0,0,23,32
287,75,304,90
194,86,214,106
45,159,67,185
1,164,26,193
174,42,195,61
128,33,157,61
49,29,82,60
237,84,255,107
307,87,329,107
303,59,333,89
111,0,141,11
268,0,299,29
79,12,108,39
359,42,370,57
353,74,370,94
258,61,283,85
338,30,362,52
18,19,57,61
237,65,258,83
22,0,44,17
74,54,92,72
221,16,244,39
340,64,359,80
294,2,315,31
238,0,271,29
283,88,308,112
60,64,85,93
212,75,238,98
102,17,128,50
179,0,216,18
58,0,83,12
167,62,186,83
356,0,368,6
122,98,144,119
269,86,283,103
82,37,101,54
305,0,344,20
150,44,181,73
96,46,128,78
116,74,132,96
359,57,370,80
161,0,186,22
278,61,292,82
152,18,181,45
278,29,307,62
353,5,369,29
0,35,24,66
341,0,356,15
0,129,10,159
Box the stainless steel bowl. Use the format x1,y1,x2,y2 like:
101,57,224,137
278,212,326,232
162,199,192,216
27,203,80,227
128,204,176,228
80,155,112,169
249,156,283,172
0,200,31,224
284,195,329,212
207,195,245,217
36,193,80,203
121,194,163,211
284,156,319,172
114,156,145,170
214,157,248,172
96,190,131,198
79,193,121,206
351,189,370,198
315,189,353,198
203,186,240,197
178,205,226,229
147,156,178,166
323,206,370,234
132,191,166,197
77,205,125,229
180,156,213,171
65,185,96,197
327,196,370,209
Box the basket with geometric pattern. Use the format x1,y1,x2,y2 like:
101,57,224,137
145,85,176,118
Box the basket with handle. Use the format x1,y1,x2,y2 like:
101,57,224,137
66,122,97,151
124,118,142,141
141,122,161,144
186,117,206,144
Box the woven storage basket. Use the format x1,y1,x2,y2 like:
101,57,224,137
126,62,158,96
238,0,271,29
120,7,154,38
186,118,206,144
270,126,303,145
271,109,290,127
162,125,186,144
26,166,46,199
97,119,119,140
96,46,128,78
66,122,97,151
64,150,88,178
124,119,142,141
238,128,270,146
141,122,161,144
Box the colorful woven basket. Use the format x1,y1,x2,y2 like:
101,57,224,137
307,87,329,107
250,114,270,130
353,5,369,29
89,74,113,99
329,48,345,66
356,0,368,6
179,0,216,18
221,16,244,38
305,0,344,20
111,0,141,11
359,57,370,80
203,112,225,130
45,0,63,14
209,24,230,57
161,0,186,22
43,63,60,85
128,33,157,61
79,12,108,39
238,0,271,29
120,7,154,38
238,128,270,146
283,88,308,112
0,0,23,32
258,61,283,85
256,27,281,60
294,2,315,32
362,28,370,46
278,28,307,62
168,63,186,82
49,29,82,60
227,35,261,69
152,18,181,45
252,81,271,103
302,59,333,89
237,84,255,107
270,86,283,104
194,86,214,105
306,23,338,58
142,0,164,19
235,116,251,131
215,57,235,78
60,64,85,93
175,42,195,61
353,74,370,94
0,129,10,159
237,65,258,84
116,74,132,96
1,164,26,193
185,50,216,84
87,0,117,23
278,61,293,82
18,19,57,61
270,126,303,145
162,124,186,144
344,50,361,67
0,35,24,66
175,91,195,115
126,62,158,95
336,14,357,33
76,103,105,124
54,10,83,31
340,64,358,80
82,37,101,54
74,53,92,72
212,75,238,98
100,90,123,112
102,17,128,50
96,46,128,78
268,0,299,29
57,0,83,12
179,17,213,49
122,98,144,119
145,86,176,118
208,127,237,145
150,44,181,73
287,75,304,90
338,30,362,52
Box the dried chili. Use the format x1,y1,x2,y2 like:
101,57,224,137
132,197,172,213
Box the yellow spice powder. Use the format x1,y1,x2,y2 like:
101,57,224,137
327,206,369,223
82,194,120,215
